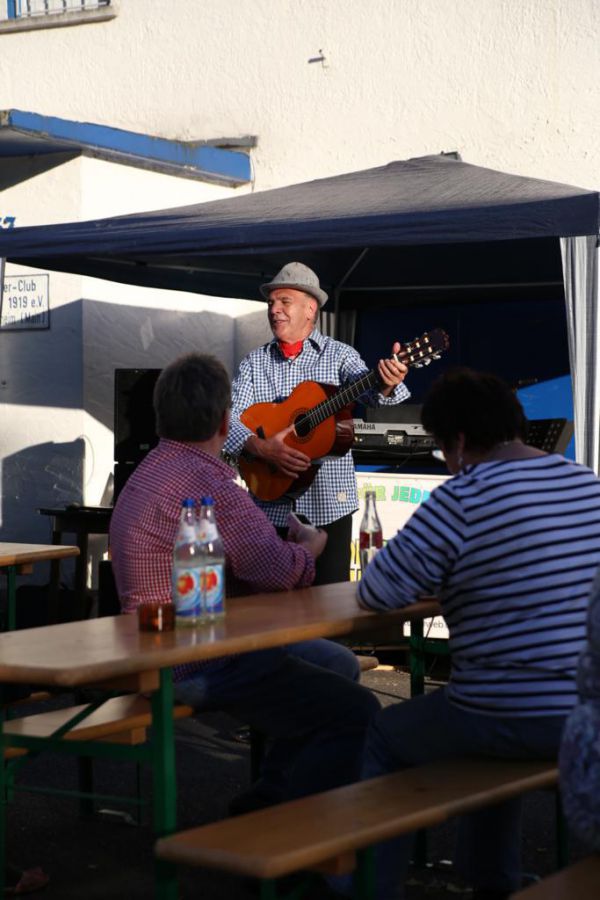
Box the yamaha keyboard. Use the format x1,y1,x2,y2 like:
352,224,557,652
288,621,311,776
352,415,574,459
352,418,436,454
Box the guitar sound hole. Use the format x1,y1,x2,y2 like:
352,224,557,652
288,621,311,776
294,414,312,439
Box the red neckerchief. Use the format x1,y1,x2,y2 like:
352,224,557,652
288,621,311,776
278,340,304,359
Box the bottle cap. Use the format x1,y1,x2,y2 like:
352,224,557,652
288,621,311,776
181,498,195,507
202,496,214,506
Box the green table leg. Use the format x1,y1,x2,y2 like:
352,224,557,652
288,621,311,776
409,617,425,698
152,668,179,900
408,619,428,867
0,709,6,895
259,880,278,900
354,846,375,899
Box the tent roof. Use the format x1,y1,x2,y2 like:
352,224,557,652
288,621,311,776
0,154,597,305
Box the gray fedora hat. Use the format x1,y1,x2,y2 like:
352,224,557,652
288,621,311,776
260,262,328,308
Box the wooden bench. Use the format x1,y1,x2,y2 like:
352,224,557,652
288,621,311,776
510,854,600,898
155,757,558,895
2,694,193,760
3,694,195,818
3,693,193,748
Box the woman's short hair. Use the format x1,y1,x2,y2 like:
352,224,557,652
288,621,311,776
421,367,526,452
153,353,231,442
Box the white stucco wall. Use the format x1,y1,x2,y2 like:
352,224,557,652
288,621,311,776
1,0,598,190
0,149,270,553
0,154,258,578
0,156,84,557
0,0,598,587
75,156,267,509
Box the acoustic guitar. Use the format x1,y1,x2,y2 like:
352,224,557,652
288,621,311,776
238,328,450,502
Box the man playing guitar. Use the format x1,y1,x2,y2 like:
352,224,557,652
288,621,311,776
224,262,409,586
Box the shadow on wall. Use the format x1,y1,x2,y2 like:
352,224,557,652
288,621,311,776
0,152,79,192
82,300,241,432
0,295,265,595
0,295,270,427
1,437,85,586
0,298,82,411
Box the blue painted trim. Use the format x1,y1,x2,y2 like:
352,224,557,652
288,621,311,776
6,0,17,19
2,109,251,185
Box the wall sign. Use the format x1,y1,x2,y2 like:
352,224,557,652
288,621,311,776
1,274,49,330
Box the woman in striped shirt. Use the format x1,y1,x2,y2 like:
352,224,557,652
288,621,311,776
357,369,600,900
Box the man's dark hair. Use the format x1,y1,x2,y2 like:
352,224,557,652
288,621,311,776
421,367,526,453
153,353,231,442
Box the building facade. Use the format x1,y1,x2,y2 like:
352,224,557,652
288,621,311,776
0,0,598,579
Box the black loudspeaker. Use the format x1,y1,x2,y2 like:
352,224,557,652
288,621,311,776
114,368,161,464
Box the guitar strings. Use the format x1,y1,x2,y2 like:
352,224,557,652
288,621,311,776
299,371,378,430
295,332,444,432
300,340,415,428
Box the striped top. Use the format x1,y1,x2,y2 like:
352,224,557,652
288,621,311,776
358,454,600,717
225,329,409,527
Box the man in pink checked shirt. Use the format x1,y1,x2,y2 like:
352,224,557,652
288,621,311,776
110,353,379,815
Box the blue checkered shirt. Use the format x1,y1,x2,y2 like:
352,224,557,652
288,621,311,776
225,330,410,527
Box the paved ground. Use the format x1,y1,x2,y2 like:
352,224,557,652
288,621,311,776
6,664,585,899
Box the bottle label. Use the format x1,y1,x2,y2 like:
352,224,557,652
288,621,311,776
172,567,202,618
202,563,225,615
359,529,383,550
359,529,383,572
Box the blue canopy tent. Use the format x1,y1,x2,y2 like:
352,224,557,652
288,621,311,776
0,154,598,466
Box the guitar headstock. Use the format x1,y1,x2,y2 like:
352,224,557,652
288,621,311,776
398,328,450,369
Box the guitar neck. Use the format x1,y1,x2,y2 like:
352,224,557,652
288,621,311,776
301,329,448,430
307,368,381,428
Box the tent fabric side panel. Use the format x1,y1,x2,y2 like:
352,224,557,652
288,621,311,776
561,235,600,473
320,309,357,346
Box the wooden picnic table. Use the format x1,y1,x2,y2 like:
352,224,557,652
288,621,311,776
0,542,79,630
0,581,440,899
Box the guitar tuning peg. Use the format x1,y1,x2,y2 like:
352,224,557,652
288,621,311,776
424,359,431,366
413,361,423,368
